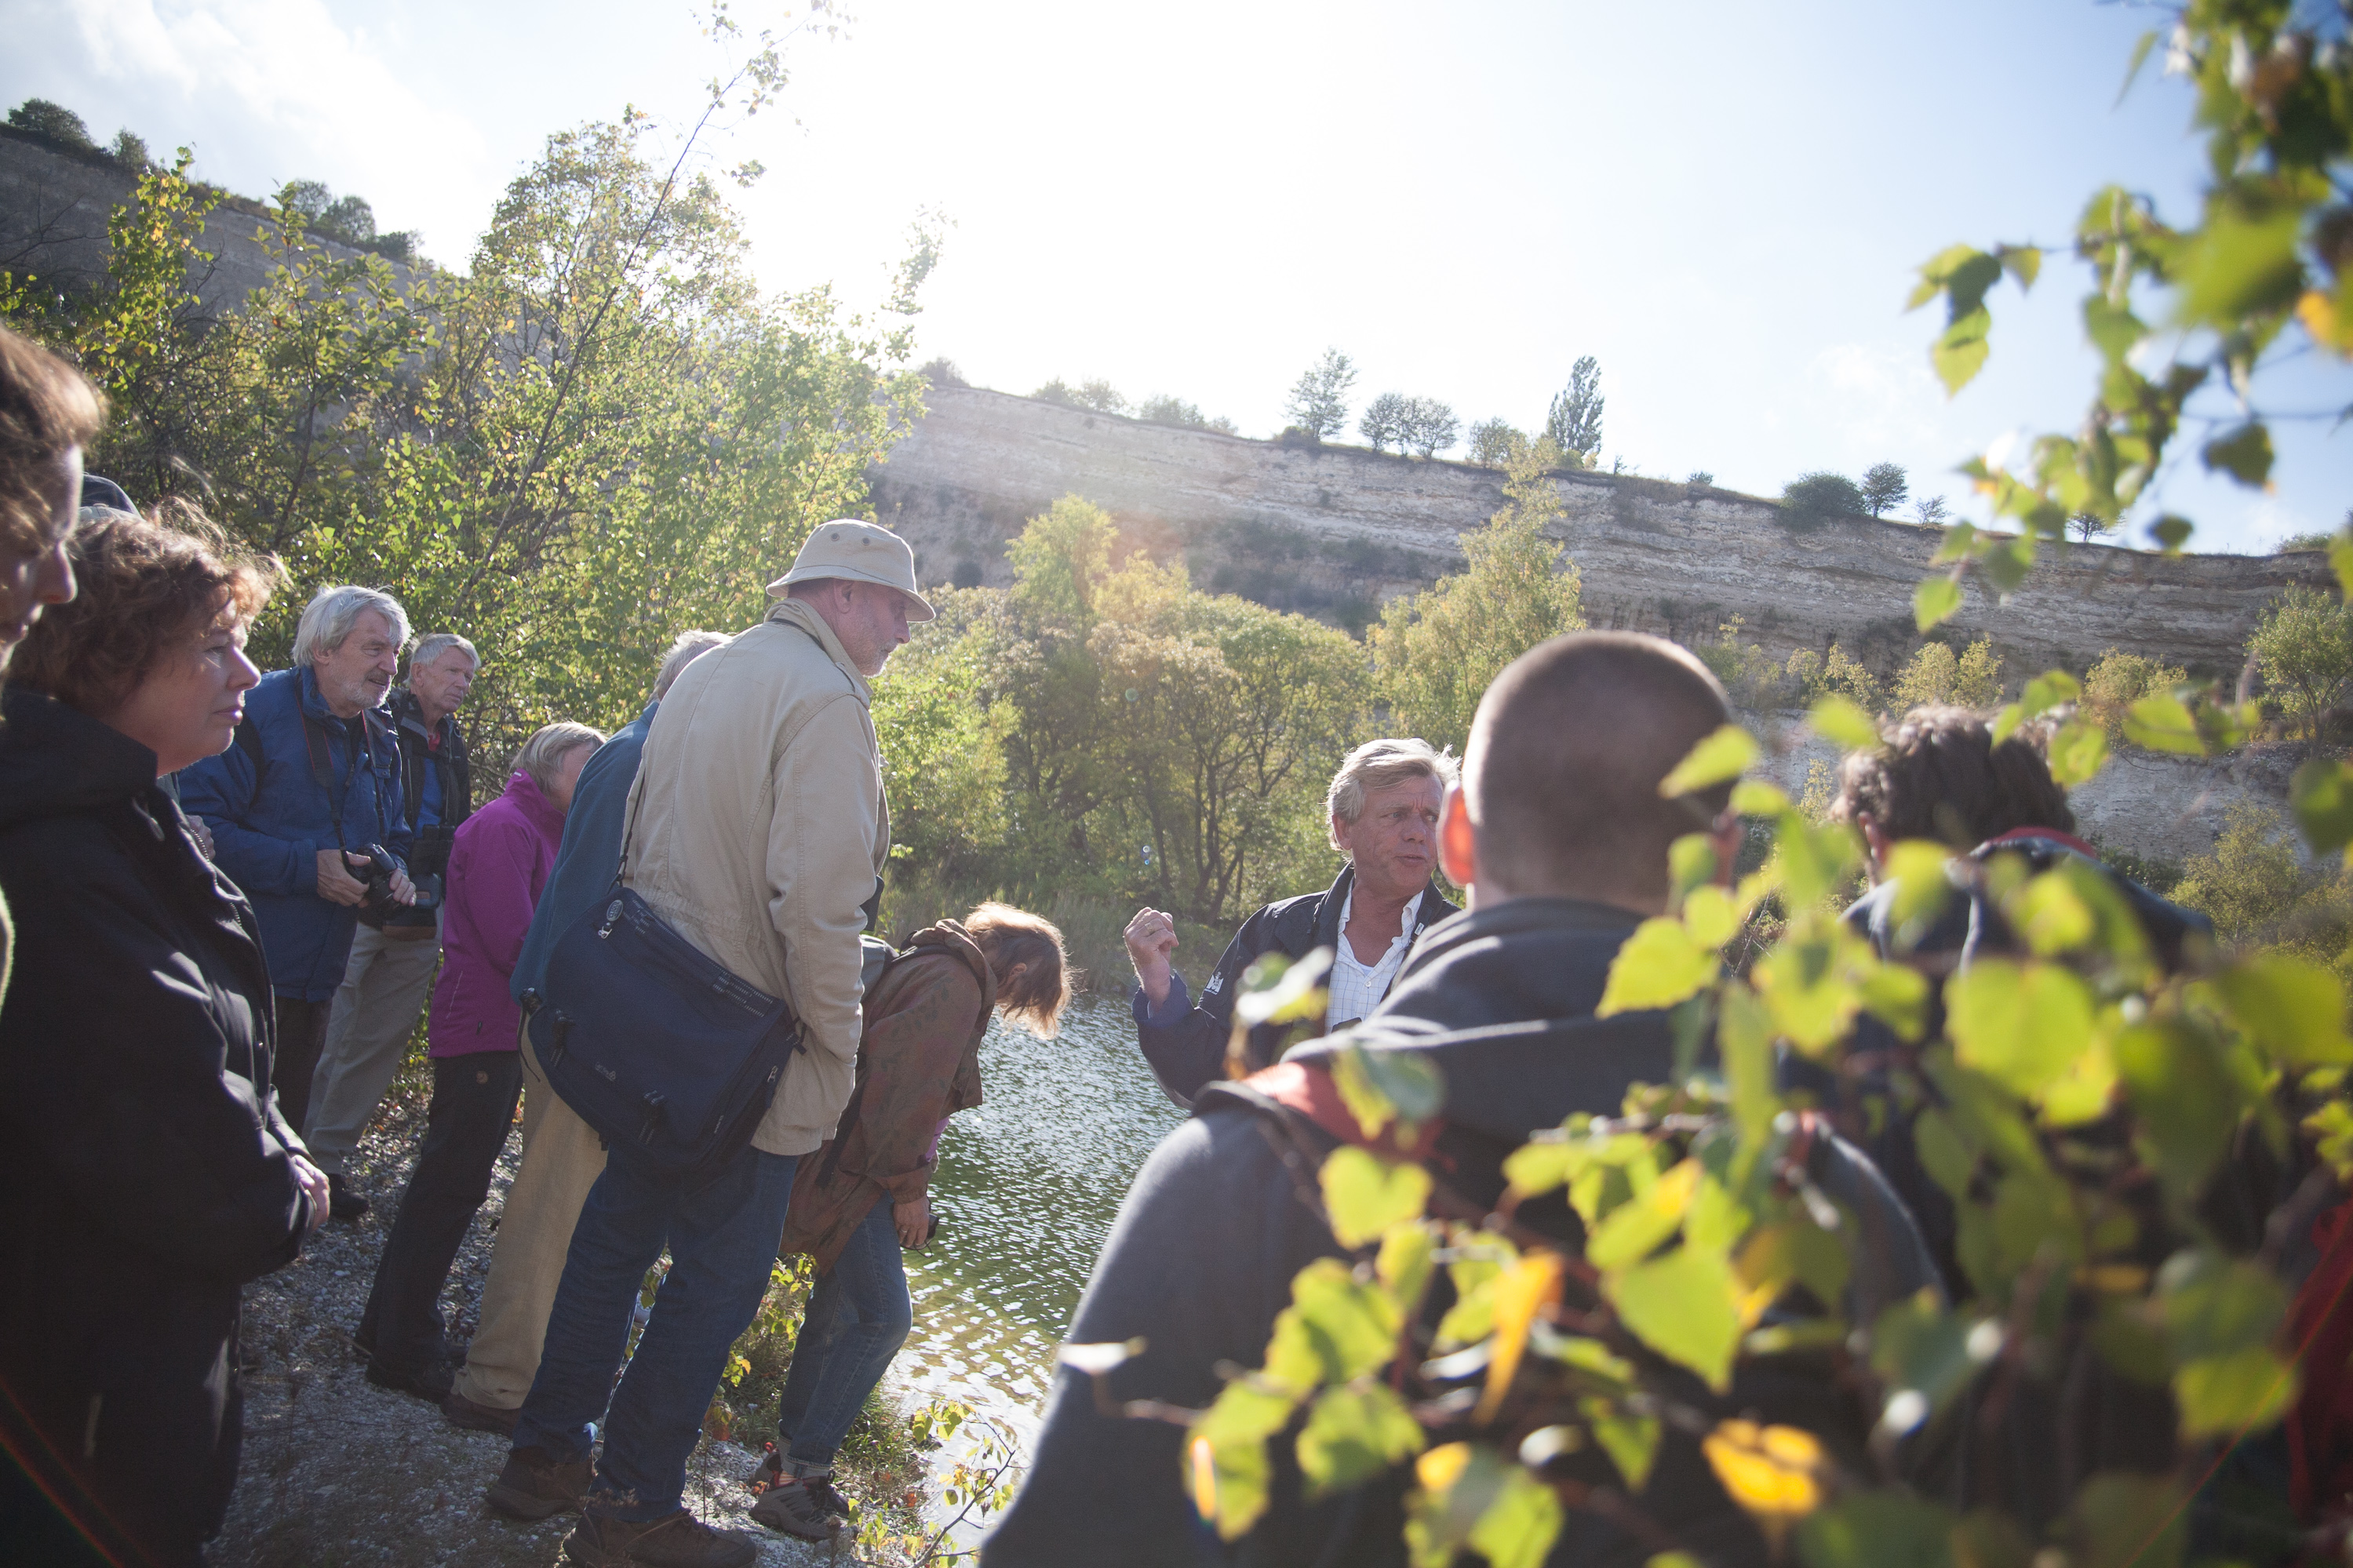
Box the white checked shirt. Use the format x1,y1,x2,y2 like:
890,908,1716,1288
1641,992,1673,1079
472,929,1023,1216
1325,886,1423,1028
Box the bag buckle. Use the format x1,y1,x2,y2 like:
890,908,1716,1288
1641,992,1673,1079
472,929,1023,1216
598,898,622,939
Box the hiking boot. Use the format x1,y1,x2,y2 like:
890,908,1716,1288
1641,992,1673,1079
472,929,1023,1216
486,1445,592,1522
561,1508,758,1567
747,1453,847,1541
366,1354,454,1403
442,1388,521,1436
327,1172,370,1222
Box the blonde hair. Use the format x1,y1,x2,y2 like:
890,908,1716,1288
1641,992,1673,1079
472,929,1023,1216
512,722,604,795
1326,737,1459,853
965,902,1073,1038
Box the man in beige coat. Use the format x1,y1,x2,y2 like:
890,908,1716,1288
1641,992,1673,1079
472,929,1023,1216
486,521,927,1568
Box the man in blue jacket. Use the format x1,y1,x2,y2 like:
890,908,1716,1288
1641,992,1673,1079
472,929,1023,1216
442,629,730,1436
181,584,417,1137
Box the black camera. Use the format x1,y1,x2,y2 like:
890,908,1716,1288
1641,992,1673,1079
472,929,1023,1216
351,843,440,925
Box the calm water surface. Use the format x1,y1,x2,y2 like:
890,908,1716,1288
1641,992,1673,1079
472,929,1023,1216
890,995,1182,1458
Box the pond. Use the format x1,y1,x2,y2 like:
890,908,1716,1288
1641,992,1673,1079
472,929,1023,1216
887,995,1184,1510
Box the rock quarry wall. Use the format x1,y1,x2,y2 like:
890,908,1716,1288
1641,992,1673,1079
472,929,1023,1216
870,387,2326,866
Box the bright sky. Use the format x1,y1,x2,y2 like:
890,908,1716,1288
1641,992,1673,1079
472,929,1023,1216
8,0,2347,555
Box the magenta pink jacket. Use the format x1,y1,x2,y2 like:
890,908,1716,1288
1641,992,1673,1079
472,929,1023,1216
428,770,566,1057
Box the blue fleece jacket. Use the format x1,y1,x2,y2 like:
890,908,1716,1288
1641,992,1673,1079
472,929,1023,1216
179,667,411,1002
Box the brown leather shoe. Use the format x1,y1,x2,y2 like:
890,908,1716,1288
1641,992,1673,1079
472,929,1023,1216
560,1508,759,1567
443,1388,521,1435
485,1445,591,1521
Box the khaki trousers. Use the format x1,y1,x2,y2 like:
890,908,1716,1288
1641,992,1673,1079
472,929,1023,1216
450,1030,609,1410
303,919,442,1175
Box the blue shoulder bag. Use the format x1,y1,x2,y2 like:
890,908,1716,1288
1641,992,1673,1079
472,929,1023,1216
525,784,803,1184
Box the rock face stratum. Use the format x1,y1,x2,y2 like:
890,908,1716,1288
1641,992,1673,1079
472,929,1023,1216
869,385,2322,680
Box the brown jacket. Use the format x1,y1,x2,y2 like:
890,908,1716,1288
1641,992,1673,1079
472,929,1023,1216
779,921,990,1272
622,598,890,1157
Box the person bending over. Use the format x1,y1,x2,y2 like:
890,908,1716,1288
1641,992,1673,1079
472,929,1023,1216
1124,737,1460,1107
749,904,1072,1540
983,632,1938,1568
357,721,603,1402
0,504,322,1568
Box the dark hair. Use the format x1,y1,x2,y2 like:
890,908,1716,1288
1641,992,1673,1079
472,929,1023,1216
964,902,1073,1038
8,500,282,715
1830,704,2074,847
1466,631,1734,905
0,326,105,558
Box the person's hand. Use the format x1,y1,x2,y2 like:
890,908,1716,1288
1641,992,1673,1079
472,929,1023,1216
387,869,417,906
290,1154,331,1233
1123,907,1179,1006
184,816,215,860
316,848,368,906
893,1195,931,1250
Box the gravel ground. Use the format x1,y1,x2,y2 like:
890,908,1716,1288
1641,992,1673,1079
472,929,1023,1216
209,1079,854,1568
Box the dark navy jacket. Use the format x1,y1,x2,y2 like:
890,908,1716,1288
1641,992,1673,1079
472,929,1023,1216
509,700,653,1008
1131,862,1458,1108
179,667,410,1002
989,897,1937,1568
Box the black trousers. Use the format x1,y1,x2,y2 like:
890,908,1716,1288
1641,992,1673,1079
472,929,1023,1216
271,992,333,1133
359,1052,523,1372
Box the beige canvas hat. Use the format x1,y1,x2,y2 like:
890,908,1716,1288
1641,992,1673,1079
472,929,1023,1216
766,519,936,621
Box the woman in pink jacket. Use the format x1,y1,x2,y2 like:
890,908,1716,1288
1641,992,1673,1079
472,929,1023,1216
359,720,603,1401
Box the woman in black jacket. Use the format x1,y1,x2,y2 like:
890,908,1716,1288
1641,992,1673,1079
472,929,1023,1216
0,504,322,1568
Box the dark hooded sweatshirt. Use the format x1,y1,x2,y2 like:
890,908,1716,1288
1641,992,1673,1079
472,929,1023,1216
984,897,1938,1568
0,690,315,1568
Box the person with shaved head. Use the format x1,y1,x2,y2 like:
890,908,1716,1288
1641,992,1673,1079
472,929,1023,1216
985,632,1937,1568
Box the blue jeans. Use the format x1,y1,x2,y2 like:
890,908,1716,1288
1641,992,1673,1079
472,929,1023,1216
775,1198,912,1466
512,1144,798,1521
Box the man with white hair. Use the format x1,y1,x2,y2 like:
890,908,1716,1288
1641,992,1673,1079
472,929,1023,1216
1121,737,1460,1108
183,584,418,1134
300,631,482,1222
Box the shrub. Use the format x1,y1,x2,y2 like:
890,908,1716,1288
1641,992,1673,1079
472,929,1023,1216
919,356,967,388
1685,470,1714,486
1780,470,1867,526
1693,617,1795,711
2249,583,2353,740
1892,642,1958,709
2083,646,2188,740
1466,418,1525,467
1951,636,2003,706
1788,640,1881,710
2173,804,2353,977
6,98,97,152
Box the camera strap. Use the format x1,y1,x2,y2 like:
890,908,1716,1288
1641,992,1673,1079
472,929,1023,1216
300,708,391,860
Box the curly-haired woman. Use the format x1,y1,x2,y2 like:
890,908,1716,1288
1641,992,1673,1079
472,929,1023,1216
0,503,323,1568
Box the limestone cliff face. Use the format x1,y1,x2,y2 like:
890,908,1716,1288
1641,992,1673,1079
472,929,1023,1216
869,385,2325,679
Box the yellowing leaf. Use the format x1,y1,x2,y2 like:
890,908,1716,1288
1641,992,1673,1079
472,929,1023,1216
1608,1245,1743,1391
2122,693,2206,755
1682,884,1742,949
1717,981,1780,1151
1659,724,1760,799
1189,1430,1270,1540
1597,918,1721,1017
2215,953,2353,1068
1477,1251,1565,1422
1467,1468,1564,1568
1320,1146,1433,1248
1933,306,1992,394
2046,719,2110,785
1702,1419,1825,1540
1376,1223,1437,1306
1881,840,1956,945
1731,779,1794,817
1585,1398,1663,1492
2174,1344,2297,1439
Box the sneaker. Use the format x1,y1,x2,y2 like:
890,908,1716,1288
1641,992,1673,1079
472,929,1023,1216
442,1388,521,1435
327,1173,370,1222
365,1355,454,1404
562,1508,758,1567
486,1445,592,1522
747,1455,847,1541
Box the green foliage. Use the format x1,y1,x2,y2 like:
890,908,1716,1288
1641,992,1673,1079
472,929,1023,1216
2082,647,2190,740
6,97,97,151
1285,347,1356,440
1779,471,1866,527
1135,392,1236,432
2174,804,2353,977
1544,355,1603,464
1372,439,1584,753
1466,418,1526,467
1859,461,1907,518
1891,636,2003,711
6,84,925,781
2250,583,2353,739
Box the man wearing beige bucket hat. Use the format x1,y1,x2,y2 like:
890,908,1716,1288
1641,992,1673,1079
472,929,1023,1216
487,520,929,1566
